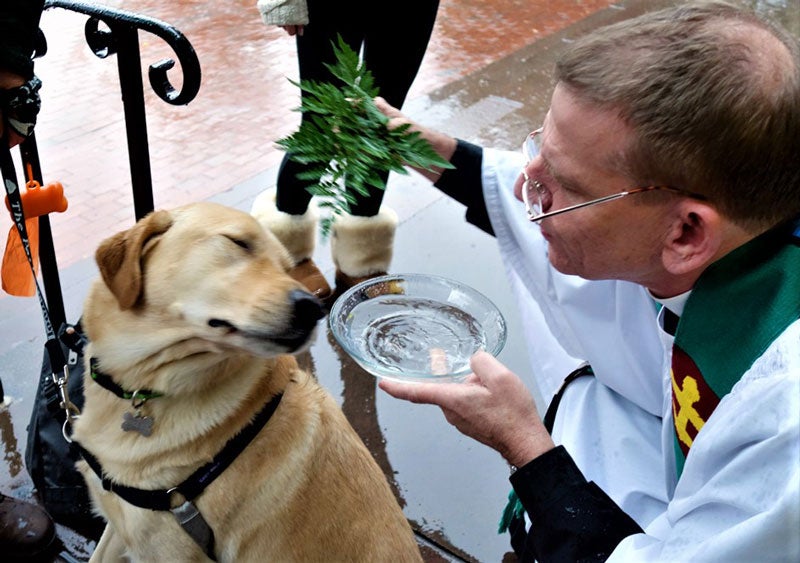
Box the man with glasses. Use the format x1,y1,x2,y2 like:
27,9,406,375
376,1,800,560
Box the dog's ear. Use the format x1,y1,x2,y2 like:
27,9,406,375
95,210,173,309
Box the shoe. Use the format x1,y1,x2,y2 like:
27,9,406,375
290,258,332,300
0,493,57,560
330,207,398,302
330,269,388,304
251,188,332,299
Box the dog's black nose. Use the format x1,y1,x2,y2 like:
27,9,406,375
289,289,325,333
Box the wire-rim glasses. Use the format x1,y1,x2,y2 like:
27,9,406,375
521,128,707,223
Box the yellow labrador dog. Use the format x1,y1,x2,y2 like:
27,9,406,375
72,202,422,562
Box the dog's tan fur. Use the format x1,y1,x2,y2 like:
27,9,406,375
73,202,422,562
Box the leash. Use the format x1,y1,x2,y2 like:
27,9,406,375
0,141,80,438
75,390,284,560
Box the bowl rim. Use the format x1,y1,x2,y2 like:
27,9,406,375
328,273,508,380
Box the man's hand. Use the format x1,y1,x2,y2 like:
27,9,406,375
379,351,555,468
280,24,304,36
373,96,458,183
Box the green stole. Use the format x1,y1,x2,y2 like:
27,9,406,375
499,219,800,534
671,219,800,476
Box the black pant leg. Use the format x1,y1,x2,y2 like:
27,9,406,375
276,0,440,217
275,0,365,214
346,0,439,216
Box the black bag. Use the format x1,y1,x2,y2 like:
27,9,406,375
24,320,105,537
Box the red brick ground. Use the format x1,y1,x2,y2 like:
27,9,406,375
1,0,615,273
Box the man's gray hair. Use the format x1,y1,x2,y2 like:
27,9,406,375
556,0,800,231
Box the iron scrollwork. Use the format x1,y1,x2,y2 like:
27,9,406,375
41,0,203,220
43,0,201,105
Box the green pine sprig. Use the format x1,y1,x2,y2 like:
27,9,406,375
276,35,453,236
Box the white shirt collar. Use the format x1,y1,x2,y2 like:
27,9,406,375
650,290,691,317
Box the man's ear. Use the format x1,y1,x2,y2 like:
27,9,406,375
661,201,724,276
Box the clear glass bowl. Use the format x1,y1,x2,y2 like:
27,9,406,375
329,274,507,383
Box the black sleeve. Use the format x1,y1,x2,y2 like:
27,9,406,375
433,139,494,236
0,0,45,78
511,446,643,562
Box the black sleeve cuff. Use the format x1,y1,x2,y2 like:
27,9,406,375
510,446,587,515
433,139,494,235
511,446,643,562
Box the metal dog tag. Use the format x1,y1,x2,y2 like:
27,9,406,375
121,411,154,437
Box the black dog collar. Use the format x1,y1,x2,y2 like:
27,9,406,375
89,357,164,403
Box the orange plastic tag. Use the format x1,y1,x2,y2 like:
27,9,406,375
4,180,68,218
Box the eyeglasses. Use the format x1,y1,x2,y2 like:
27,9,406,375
521,128,707,223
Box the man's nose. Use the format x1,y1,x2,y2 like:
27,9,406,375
514,172,527,202
524,158,555,211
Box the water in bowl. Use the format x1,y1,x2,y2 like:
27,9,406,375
347,294,487,378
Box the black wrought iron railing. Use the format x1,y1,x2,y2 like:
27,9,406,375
28,0,202,328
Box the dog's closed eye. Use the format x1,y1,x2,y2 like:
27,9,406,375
208,318,236,330
225,235,252,252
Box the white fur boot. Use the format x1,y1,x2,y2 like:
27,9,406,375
251,188,331,299
330,207,398,295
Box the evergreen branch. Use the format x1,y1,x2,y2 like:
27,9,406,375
276,35,453,236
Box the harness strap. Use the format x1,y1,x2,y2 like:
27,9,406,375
76,390,283,509
171,499,216,561
75,390,284,558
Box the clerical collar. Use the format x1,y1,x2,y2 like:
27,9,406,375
651,290,691,336
650,289,691,317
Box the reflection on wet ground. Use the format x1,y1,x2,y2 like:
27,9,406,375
0,407,24,480
1,0,798,561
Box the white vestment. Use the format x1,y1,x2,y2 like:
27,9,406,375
480,148,800,561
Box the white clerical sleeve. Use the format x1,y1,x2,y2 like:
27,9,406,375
479,148,671,528
479,148,665,415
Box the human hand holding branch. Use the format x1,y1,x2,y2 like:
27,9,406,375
373,96,458,183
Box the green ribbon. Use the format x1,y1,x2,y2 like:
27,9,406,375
498,489,525,534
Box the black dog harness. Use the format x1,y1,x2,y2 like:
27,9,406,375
76,375,284,561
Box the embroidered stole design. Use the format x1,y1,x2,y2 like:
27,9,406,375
671,220,800,477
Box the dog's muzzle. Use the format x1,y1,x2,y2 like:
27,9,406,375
207,289,325,351
289,289,325,332
274,289,325,351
